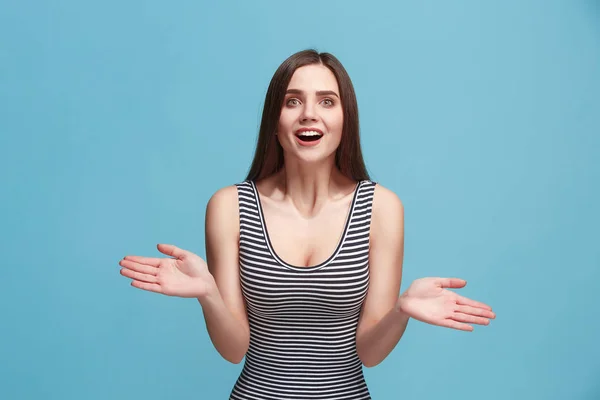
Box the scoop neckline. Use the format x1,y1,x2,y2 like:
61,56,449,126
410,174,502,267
249,180,362,271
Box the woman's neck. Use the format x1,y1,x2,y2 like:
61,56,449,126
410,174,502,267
269,158,355,218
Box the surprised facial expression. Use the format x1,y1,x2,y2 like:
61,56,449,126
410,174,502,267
277,64,344,164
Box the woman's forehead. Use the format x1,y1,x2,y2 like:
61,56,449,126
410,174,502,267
287,64,339,93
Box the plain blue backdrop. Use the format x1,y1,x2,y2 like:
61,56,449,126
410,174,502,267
1,0,599,399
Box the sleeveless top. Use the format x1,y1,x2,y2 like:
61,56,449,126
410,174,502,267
230,179,377,400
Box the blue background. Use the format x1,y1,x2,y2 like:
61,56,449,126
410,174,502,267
1,0,599,399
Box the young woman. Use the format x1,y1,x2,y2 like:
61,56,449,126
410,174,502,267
119,49,496,400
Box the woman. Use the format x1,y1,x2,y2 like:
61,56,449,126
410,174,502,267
119,49,495,399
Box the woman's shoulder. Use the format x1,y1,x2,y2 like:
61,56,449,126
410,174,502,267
209,183,239,201
208,178,255,198
204,184,243,239
368,181,404,219
363,181,404,244
205,183,243,217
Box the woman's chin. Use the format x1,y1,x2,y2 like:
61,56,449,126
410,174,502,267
286,150,336,166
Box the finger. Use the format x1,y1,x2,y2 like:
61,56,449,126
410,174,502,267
120,268,158,284
119,259,158,275
122,255,161,267
451,312,490,326
157,243,188,260
456,305,496,319
438,277,467,289
455,294,493,311
130,280,163,294
441,319,473,332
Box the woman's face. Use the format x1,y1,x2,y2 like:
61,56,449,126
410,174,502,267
277,64,344,165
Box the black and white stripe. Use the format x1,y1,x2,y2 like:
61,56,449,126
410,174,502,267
230,180,377,400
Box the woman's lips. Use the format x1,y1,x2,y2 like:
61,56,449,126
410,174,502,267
294,129,324,147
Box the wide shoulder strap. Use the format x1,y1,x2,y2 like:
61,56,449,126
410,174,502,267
344,180,377,243
235,180,264,238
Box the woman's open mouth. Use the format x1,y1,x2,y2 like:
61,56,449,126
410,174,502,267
295,129,324,147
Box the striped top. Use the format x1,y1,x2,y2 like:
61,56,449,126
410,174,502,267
229,180,377,400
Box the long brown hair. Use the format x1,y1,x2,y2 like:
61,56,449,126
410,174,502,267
245,49,370,182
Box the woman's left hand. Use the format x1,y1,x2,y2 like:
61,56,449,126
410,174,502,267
397,277,496,331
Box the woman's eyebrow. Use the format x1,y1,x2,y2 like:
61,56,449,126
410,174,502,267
286,89,340,98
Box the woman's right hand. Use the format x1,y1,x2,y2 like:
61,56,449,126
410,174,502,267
119,244,216,298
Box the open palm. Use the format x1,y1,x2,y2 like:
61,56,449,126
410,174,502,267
119,244,215,298
398,277,496,331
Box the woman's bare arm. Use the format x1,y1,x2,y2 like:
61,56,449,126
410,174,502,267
355,184,408,367
200,185,250,364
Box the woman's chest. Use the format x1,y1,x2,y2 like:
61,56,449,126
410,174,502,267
261,200,351,268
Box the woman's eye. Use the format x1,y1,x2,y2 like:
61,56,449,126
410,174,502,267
321,98,334,107
286,98,300,106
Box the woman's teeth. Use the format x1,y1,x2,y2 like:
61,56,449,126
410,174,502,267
298,130,322,136
296,131,323,142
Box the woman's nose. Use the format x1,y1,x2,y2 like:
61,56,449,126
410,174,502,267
300,104,318,122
